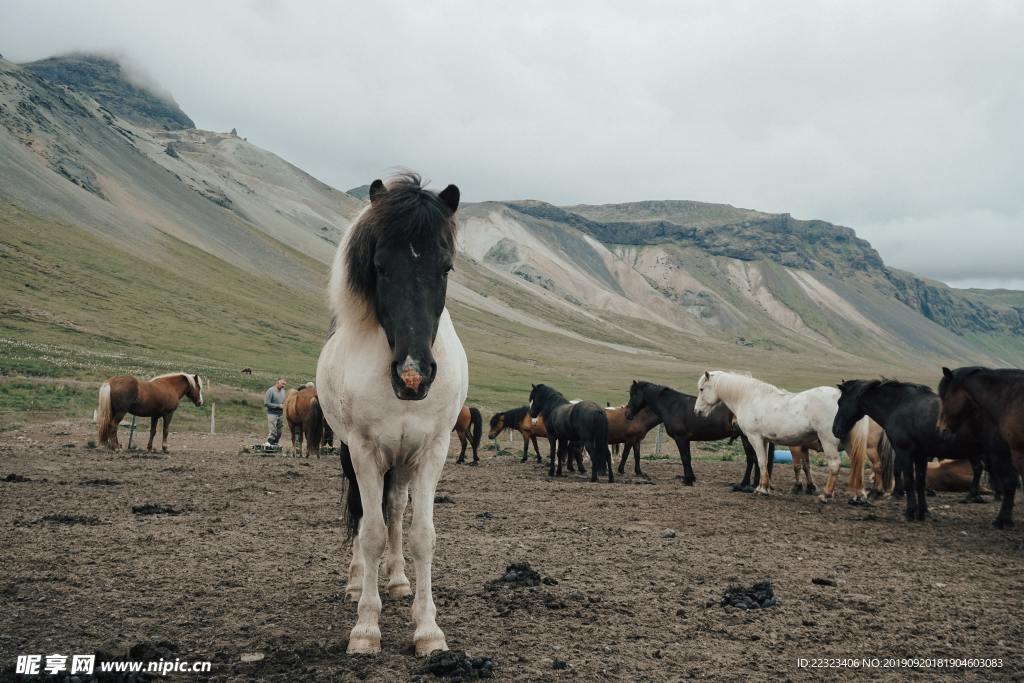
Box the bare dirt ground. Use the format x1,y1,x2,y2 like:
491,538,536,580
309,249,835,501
2,421,1023,681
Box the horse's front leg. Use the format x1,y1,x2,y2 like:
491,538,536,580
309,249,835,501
964,455,986,503
147,417,158,452
455,431,468,464
676,438,696,485
818,442,842,503
409,440,449,656
161,412,173,453
750,436,771,495
385,482,412,599
347,443,387,654
914,453,928,521
520,432,530,463
789,447,805,494
900,449,917,521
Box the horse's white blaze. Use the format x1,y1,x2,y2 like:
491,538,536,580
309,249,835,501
317,212,468,655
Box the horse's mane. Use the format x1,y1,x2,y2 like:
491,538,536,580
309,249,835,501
839,377,933,399
532,384,567,410
330,173,457,319
493,405,530,427
707,370,784,399
151,372,199,392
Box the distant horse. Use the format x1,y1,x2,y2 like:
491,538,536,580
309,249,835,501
529,383,613,482
315,174,466,656
937,366,1024,527
241,368,253,375
453,405,483,465
607,404,661,476
624,380,774,487
834,378,1011,525
695,371,872,502
97,373,203,452
488,406,551,463
284,383,328,458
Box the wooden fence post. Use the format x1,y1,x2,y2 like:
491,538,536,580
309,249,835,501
126,415,137,449
211,403,216,434
654,424,662,458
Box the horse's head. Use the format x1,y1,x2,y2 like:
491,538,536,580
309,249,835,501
937,366,975,433
625,380,649,419
346,174,460,400
488,412,506,439
694,371,720,416
187,374,204,407
528,384,555,418
832,379,868,439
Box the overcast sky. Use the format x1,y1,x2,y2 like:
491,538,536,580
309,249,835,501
2,1,1021,289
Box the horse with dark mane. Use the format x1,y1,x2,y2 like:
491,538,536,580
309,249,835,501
938,366,1024,523
488,406,551,462
453,405,483,465
284,383,329,458
624,380,774,488
316,174,467,655
97,373,203,452
833,378,1013,526
529,383,613,482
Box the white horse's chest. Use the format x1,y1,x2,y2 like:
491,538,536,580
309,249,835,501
316,312,468,457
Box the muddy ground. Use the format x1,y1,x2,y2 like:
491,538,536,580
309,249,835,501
1,422,1023,682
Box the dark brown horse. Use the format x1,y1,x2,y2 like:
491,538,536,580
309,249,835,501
97,373,203,451
453,405,483,465
488,406,551,463
284,383,328,458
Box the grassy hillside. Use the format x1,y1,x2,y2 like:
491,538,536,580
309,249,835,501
0,203,329,430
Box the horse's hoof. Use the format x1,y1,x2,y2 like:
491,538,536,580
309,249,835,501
848,498,871,507
805,485,818,495
347,635,381,655
388,582,412,599
635,471,644,478
755,487,770,496
790,484,803,495
817,494,832,504
455,458,465,465
867,490,885,501
617,467,625,475
993,517,1014,530
469,460,479,466
414,635,448,657
682,478,695,487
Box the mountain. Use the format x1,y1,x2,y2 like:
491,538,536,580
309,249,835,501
1,53,1021,422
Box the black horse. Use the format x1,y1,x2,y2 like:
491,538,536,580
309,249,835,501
625,380,774,490
529,383,613,482
832,379,1013,526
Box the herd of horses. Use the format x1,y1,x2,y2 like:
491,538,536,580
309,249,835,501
92,174,1024,658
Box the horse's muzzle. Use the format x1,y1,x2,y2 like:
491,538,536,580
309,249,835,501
390,359,437,401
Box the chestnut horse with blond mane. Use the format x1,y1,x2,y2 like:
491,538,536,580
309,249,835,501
97,373,204,452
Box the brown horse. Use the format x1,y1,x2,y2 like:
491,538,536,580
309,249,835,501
97,373,203,451
787,417,892,503
607,405,661,476
488,406,551,463
453,405,483,464
284,383,328,458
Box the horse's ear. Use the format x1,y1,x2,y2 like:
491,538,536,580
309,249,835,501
368,179,386,203
439,184,460,213
531,383,536,389
703,370,710,381
942,367,953,379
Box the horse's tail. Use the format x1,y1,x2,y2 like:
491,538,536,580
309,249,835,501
97,382,113,448
308,396,324,454
469,406,483,453
340,444,394,542
847,418,869,493
878,430,895,493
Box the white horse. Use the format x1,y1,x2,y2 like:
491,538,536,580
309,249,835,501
694,370,872,500
316,174,467,656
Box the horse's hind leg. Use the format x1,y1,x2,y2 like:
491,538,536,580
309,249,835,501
818,442,842,502
148,417,158,452
161,412,173,453
751,436,771,495
802,449,817,494
616,443,627,475
408,439,449,656
632,442,643,477
385,483,412,599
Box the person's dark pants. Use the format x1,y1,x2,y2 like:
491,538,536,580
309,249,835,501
266,413,283,444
